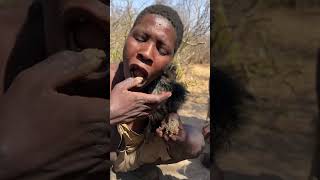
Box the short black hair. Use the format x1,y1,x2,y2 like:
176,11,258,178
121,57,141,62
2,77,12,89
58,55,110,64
133,4,184,53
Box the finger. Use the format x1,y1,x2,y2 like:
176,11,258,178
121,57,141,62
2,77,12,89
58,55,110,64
134,91,172,104
111,111,150,124
25,49,105,89
163,134,169,141
110,104,151,120
176,130,187,142
169,134,177,141
116,77,143,90
157,126,164,131
61,94,109,123
156,128,163,137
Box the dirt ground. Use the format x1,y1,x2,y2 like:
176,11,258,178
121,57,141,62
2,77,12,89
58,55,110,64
216,7,320,180
111,64,210,180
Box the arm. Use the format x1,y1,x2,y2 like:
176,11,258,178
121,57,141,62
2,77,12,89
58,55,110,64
0,50,108,179
156,113,205,164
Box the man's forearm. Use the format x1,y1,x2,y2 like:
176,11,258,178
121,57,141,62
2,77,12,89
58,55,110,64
167,142,189,161
166,125,204,161
109,102,121,125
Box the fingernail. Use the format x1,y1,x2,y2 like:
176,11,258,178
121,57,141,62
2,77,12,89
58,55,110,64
135,77,143,83
79,49,105,70
81,49,105,63
167,92,172,97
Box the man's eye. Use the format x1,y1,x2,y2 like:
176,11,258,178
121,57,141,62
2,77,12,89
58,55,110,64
135,35,146,42
158,48,169,56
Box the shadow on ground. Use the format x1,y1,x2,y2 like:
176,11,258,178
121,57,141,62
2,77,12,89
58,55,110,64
114,165,186,180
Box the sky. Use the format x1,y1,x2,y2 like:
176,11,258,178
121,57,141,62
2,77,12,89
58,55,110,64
111,0,208,14
111,0,154,11
111,0,210,29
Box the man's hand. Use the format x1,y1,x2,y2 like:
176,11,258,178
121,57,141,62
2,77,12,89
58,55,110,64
0,49,109,179
156,113,187,143
156,113,205,161
110,77,171,125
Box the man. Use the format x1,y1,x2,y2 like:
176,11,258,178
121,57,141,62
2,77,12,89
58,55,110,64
110,5,205,173
0,1,167,179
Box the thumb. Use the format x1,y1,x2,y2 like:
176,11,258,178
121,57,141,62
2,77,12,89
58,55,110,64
115,77,144,90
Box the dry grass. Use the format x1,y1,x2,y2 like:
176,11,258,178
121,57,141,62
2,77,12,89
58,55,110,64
178,64,210,121
180,64,210,94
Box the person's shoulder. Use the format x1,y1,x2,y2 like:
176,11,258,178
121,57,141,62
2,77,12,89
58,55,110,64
110,63,120,72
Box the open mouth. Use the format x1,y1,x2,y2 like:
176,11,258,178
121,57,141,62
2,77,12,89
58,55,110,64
129,64,148,84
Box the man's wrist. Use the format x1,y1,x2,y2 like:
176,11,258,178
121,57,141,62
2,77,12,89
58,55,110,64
110,103,117,120
110,108,122,125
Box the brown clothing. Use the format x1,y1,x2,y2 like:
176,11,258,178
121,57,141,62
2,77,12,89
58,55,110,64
112,123,171,172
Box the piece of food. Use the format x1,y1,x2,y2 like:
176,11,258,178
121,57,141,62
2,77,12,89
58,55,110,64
161,114,180,136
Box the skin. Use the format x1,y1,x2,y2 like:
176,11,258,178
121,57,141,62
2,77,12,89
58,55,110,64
122,14,176,88
0,1,109,179
111,14,205,164
0,0,168,179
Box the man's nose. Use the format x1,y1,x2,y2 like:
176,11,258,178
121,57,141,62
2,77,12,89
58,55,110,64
137,42,154,65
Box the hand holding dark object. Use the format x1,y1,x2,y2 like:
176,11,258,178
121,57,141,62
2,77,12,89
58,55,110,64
110,77,172,125
0,49,109,180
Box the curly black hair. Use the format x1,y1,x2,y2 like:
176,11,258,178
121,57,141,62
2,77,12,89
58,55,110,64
133,4,184,53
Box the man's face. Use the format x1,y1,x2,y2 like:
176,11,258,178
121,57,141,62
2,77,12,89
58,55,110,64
123,14,177,89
